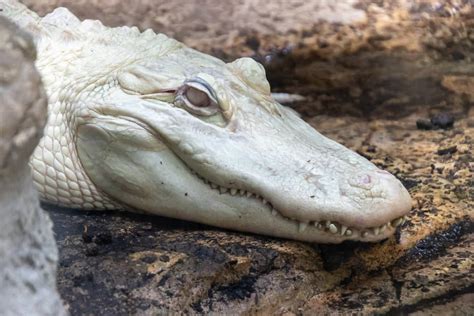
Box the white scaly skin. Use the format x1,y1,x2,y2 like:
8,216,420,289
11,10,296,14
1,1,412,243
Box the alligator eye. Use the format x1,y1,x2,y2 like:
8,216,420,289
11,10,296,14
176,79,219,116
185,87,210,108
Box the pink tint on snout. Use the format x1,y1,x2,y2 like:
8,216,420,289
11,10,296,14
361,174,371,184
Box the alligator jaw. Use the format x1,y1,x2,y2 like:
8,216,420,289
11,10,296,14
188,166,409,243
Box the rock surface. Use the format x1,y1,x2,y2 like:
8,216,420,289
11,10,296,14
18,0,474,314
0,16,65,316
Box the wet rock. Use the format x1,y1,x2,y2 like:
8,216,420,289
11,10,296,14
396,219,473,266
416,119,434,130
437,145,457,156
431,112,455,130
0,16,65,316
417,113,456,131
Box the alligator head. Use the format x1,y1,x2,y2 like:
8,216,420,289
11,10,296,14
75,42,411,243
2,4,412,243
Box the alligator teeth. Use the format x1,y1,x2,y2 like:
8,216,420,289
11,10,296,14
340,225,348,236
219,187,228,194
189,165,410,239
390,217,403,227
299,222,308,232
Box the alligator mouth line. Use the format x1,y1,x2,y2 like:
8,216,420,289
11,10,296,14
188,169,407,238
107,114,406,239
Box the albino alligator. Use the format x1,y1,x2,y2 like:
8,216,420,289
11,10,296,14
1,1,412,243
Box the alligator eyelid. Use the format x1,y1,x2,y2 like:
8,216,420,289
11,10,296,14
184,78,218,102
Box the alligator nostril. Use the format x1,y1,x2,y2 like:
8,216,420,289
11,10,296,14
348,174,374,188
360,174,371,184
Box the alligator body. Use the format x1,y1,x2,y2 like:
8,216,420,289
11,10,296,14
1,1,412,243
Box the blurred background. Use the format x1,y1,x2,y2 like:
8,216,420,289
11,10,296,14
22,0,474,119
